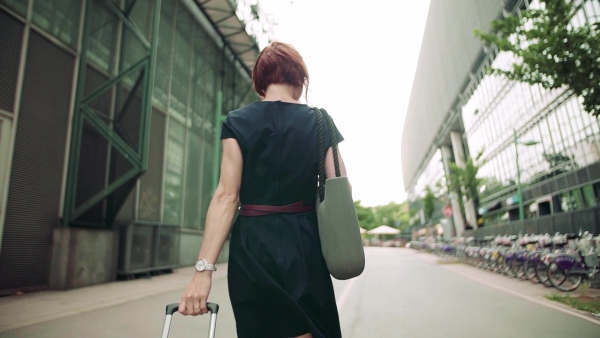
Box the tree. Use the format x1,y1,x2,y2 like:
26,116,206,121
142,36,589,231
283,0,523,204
354,200,411,232
354,200,376,230
421,186,436,222
445,151,485,227
474,0,600,116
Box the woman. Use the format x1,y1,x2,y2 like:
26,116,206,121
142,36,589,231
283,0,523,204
179,41,348,338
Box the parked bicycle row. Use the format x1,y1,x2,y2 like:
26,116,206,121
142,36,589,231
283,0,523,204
410,232,600,292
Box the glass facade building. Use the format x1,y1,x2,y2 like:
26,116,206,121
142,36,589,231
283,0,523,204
402,0,600,237
0,0,272,293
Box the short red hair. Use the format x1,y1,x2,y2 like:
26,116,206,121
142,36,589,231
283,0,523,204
252,41,309,97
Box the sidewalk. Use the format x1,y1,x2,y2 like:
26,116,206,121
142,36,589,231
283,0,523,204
0,264,228,333
415,251,600,320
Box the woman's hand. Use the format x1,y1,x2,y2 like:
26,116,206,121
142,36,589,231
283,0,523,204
179,272,213,316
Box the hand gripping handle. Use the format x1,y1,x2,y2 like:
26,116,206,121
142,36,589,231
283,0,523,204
165,302,220,315
162,303,219,338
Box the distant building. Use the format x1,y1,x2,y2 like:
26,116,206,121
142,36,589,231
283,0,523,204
402,0,600,237
0,0,274,293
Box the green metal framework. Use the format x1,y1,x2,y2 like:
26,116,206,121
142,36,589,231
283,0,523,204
64,0,161,227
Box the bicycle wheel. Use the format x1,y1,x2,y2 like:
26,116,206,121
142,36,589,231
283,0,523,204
548,262,583,292
486,255,496,271
510,258,525,279
500,256,512,275
524,257,538,282
535,260,551,286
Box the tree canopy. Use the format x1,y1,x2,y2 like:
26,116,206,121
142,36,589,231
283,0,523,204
354,200,411,232
474,0,600,116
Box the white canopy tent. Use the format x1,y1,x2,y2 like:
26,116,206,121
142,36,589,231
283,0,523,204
367,225,400,235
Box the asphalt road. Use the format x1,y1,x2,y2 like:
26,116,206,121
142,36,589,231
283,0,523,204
1,247,599,337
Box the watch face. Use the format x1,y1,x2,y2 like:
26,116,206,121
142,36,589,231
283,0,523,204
196,259,206,271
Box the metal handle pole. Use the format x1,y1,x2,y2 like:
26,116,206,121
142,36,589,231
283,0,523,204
161,314,173,338
208,312,218,338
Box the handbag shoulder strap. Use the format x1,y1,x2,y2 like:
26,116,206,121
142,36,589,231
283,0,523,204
322,109,341,177
315,108,341,202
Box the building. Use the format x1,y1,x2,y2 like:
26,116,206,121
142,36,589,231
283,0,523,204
0,0,274,294
402,0,600,238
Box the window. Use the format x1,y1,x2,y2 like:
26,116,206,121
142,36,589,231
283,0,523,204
32,0,81,50
0,0,26,17
86,0,118,71
582,185,597,208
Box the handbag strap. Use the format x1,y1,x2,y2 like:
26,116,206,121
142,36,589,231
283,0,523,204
315,108,341,202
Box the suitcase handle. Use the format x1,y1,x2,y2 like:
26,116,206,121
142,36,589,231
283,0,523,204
166,302,220,315
162,303,219,338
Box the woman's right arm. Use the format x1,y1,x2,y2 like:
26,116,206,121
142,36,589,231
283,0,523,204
324,145,351,191
178,138,242,316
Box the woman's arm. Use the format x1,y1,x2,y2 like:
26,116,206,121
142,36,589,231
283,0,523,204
179,138,242,316
324,145,351,191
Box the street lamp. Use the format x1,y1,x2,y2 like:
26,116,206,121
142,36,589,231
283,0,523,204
513,129,540,221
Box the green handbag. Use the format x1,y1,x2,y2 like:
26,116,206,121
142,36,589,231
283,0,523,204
315,108,365,280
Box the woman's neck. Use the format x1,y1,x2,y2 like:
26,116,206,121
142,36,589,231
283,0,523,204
262,84,302,103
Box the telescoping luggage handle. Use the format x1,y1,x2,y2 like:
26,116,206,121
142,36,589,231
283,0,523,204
161,302,219,338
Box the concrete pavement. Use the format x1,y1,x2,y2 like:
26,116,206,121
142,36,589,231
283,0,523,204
0,265,224,333
0,248,599,336
415,251,600,321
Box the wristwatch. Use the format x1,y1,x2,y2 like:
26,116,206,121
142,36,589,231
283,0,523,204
195,258,217,272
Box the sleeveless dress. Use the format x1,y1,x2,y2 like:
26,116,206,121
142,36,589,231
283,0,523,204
221,101,343,338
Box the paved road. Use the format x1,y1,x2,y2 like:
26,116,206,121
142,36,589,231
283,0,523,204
1,247,599,337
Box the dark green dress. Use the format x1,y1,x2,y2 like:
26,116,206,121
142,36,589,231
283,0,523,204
221,101,343,338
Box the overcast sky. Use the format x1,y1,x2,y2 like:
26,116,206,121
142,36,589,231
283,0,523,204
258,0,431,206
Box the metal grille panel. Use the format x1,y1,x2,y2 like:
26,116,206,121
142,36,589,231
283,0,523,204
0,31,73,292
0,9,23,113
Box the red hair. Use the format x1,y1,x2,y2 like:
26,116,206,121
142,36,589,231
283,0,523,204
252,41,309,97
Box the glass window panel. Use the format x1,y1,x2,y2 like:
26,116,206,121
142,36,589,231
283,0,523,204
583,185,597,207
200,135,214,228
163,119,186,225
138,109,165,222
184,131,202,229
168,3,192,123
87,0,118,71
153,0,176,111
32,0,81,49
560,191,574,212
567,98,583,134
1,0,26,16
571,189,584,211
129,0,154,40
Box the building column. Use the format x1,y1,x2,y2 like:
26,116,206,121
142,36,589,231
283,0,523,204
441,145,466,236
450,131,478,230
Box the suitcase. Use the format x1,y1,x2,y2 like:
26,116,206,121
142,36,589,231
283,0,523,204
161,302,219,338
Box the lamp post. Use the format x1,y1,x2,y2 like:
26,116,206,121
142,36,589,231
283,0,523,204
513,129,540,221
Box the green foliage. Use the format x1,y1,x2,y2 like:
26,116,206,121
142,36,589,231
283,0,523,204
474,0,600,116
443,151,484,224
354,200,410,232
446,151,484,201
354,200,376,230
422,186,436,221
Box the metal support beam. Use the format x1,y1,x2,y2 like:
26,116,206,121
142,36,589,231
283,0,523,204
64,0,161,227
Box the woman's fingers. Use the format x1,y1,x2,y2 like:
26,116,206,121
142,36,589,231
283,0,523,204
179,294,208,316
199,297,208,315
179,272,213,316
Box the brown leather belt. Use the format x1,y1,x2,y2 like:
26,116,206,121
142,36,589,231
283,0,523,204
239,201,315,216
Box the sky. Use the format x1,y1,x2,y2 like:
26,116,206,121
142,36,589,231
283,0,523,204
258,0,431,206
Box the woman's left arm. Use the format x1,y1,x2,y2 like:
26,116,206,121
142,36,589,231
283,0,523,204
179,138,243,316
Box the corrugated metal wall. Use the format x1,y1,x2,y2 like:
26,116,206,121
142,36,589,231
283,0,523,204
0,30,73,292
0,9,21,113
